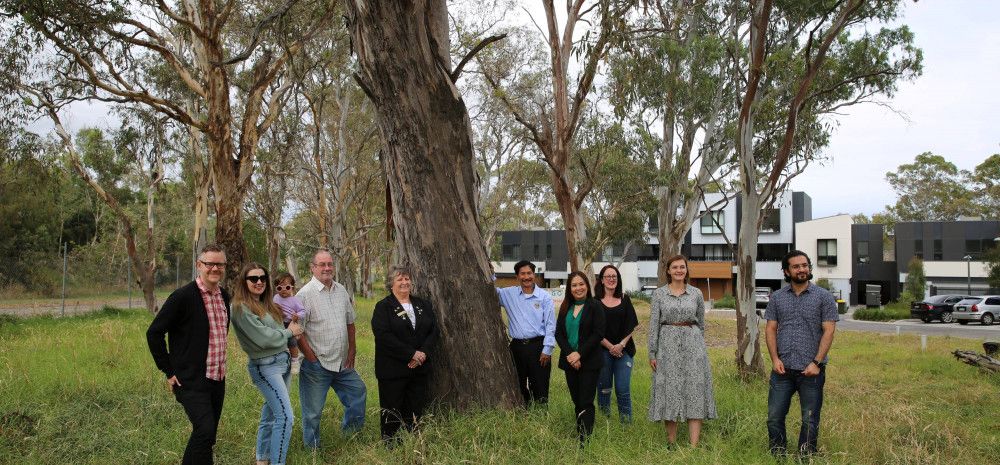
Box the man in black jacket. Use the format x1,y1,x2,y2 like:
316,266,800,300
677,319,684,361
147,244,231,465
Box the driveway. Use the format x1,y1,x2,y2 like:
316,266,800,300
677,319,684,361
706,307,1000,340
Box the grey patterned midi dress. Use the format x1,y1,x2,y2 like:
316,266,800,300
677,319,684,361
647,284,717,422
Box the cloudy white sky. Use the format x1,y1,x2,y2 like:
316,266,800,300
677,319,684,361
789,1,1000,218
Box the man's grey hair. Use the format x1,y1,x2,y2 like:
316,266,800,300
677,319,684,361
385,265,412,290
311,248,333,264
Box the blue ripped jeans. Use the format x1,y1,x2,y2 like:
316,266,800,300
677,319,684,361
597,351,633,422
248,351,293,465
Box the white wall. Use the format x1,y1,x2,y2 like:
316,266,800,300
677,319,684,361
690,192,738,245
795,214,854,280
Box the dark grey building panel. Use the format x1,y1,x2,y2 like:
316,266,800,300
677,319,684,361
895,221,1000,266
851,224,898,305
500,230,568,271
792,192,812,224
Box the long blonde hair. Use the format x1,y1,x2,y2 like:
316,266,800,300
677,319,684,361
232,262,283,323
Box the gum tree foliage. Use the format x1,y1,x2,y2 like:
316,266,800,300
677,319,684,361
732,0,922,378
884,151,976,221
1,0,338,290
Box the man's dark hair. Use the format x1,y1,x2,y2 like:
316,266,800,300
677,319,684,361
781,250,812,272
513,260,536,274
199,243,226,256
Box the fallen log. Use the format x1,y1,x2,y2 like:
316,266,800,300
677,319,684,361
952,350,1000,374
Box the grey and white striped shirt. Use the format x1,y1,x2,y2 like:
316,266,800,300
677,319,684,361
297,277,357,372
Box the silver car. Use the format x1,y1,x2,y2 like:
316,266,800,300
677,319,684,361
953,296,1000,326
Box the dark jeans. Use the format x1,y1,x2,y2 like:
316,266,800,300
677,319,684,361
565,368,599,442
174,378,226,465
377,375,429,442
767,367,825,456
509,337,551,405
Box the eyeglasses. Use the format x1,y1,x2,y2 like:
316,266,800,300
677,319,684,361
275,284,294,291
199,260,226,270
601,275,618,280
245,276,267,283
312,262,334,268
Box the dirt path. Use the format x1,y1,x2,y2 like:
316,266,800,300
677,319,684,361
0,298,138,317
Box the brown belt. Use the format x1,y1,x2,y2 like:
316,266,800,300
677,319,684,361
661,321,694,327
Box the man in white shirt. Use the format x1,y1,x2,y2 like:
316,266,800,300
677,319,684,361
297,249,367,449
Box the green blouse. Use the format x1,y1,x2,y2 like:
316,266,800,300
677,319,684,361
566,301,586,351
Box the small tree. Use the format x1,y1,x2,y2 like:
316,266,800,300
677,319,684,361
905,257,926,300
815,278,835,293
985,246,1000,290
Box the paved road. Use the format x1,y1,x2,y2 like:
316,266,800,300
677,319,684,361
706,308,1000,340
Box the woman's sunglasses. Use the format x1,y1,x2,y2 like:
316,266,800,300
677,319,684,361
245,276,268,284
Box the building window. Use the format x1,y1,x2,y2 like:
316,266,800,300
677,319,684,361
700,210,723,234
965,240,983,259
533,244,540,258
857,241,870,264
757,243,790,262
690,244,733,261
933,239,942,261
502,244,520,261
817,239,837,266
760,209,781,233
914,240,923,259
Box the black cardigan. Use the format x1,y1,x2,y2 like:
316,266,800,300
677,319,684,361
372,293,438,380
555,298,605,372
147,281,231,389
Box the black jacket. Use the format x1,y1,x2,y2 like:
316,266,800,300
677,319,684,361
555,298,605,372
372,293,438,380
146,281,231,389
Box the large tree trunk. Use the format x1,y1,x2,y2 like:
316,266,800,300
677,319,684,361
551,172,586,273
346,0,521,410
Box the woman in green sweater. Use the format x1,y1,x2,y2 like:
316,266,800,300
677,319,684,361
231,263,303,465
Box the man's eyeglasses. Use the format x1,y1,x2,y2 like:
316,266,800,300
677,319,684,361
199,260,226,270
275,284,294,291
312,262,334,268
245,276,267,283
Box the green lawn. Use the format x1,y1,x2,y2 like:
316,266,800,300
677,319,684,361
0,299,997,464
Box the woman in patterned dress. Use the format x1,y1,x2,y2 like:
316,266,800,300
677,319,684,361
647,254,716,447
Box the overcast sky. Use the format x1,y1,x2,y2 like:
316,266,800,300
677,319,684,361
789,1,1000,218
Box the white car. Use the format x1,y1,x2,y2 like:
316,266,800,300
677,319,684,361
953,296,1000,326
754,287,771,316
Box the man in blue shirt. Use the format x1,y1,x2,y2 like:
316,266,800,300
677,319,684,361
764,250,838,457
497,260,556,406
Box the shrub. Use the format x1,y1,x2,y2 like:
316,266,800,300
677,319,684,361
816,278,835,292
853,305,910,322
713,294,736,309
904,257,926,299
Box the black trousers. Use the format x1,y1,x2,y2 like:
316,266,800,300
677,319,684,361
378,375,429,441
509,337,551,405
565,368,599,441
173,378,225,465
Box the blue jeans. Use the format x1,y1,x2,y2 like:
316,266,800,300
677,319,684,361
767,367,826,456
597,351,633,422
248,351,293,465
299,359,367,448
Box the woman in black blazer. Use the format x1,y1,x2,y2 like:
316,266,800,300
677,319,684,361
372,265,438,443
555,270,605,445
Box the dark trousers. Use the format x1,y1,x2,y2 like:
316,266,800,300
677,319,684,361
377,375,429,442
767,367,826,456
174,378,225,465
565,368,599,441
509,337,551,405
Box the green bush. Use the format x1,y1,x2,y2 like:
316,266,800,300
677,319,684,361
713,294,736,309
853,305,910,322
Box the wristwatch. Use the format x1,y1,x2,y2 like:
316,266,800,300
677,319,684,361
811,359,822,367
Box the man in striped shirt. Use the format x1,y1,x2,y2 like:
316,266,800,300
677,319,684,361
148,244,231,465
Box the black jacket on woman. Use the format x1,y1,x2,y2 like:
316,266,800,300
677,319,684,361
372,293,438,380
555,298,606,372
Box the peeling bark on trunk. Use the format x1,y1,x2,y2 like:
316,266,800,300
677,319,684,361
346,0,521,410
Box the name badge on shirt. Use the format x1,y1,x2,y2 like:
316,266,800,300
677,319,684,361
534,303,540,309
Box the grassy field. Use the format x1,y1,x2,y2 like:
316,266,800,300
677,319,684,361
0,298,997,464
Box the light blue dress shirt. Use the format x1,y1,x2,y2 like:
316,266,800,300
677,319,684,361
497,285,556,355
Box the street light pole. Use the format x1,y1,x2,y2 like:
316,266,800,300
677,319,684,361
963,254,972,295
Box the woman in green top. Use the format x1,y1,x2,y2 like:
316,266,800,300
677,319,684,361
231,263,303,465
555,271,605,445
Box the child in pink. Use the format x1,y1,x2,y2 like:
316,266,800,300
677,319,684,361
273,272,307,374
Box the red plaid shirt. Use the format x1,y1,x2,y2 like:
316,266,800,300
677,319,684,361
197,277,229,381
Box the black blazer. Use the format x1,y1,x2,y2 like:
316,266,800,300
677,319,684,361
146,281,231,389
372,293,438,380
555,298,605,372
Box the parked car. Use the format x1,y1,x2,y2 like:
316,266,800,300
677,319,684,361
910,294,972,323
953,296,1000,326
754,287,771,316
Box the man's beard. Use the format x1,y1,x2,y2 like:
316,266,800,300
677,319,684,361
790,273,810,284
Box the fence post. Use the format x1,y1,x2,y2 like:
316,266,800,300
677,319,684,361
176,253,180,289
127,259,132,310
60,242,67,317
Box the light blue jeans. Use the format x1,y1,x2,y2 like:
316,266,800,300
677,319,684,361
299,359,367,448
597,351,633,422
247,351,293,465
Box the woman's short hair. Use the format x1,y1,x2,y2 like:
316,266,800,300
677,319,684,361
664,254,690,284
385,265,412,290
